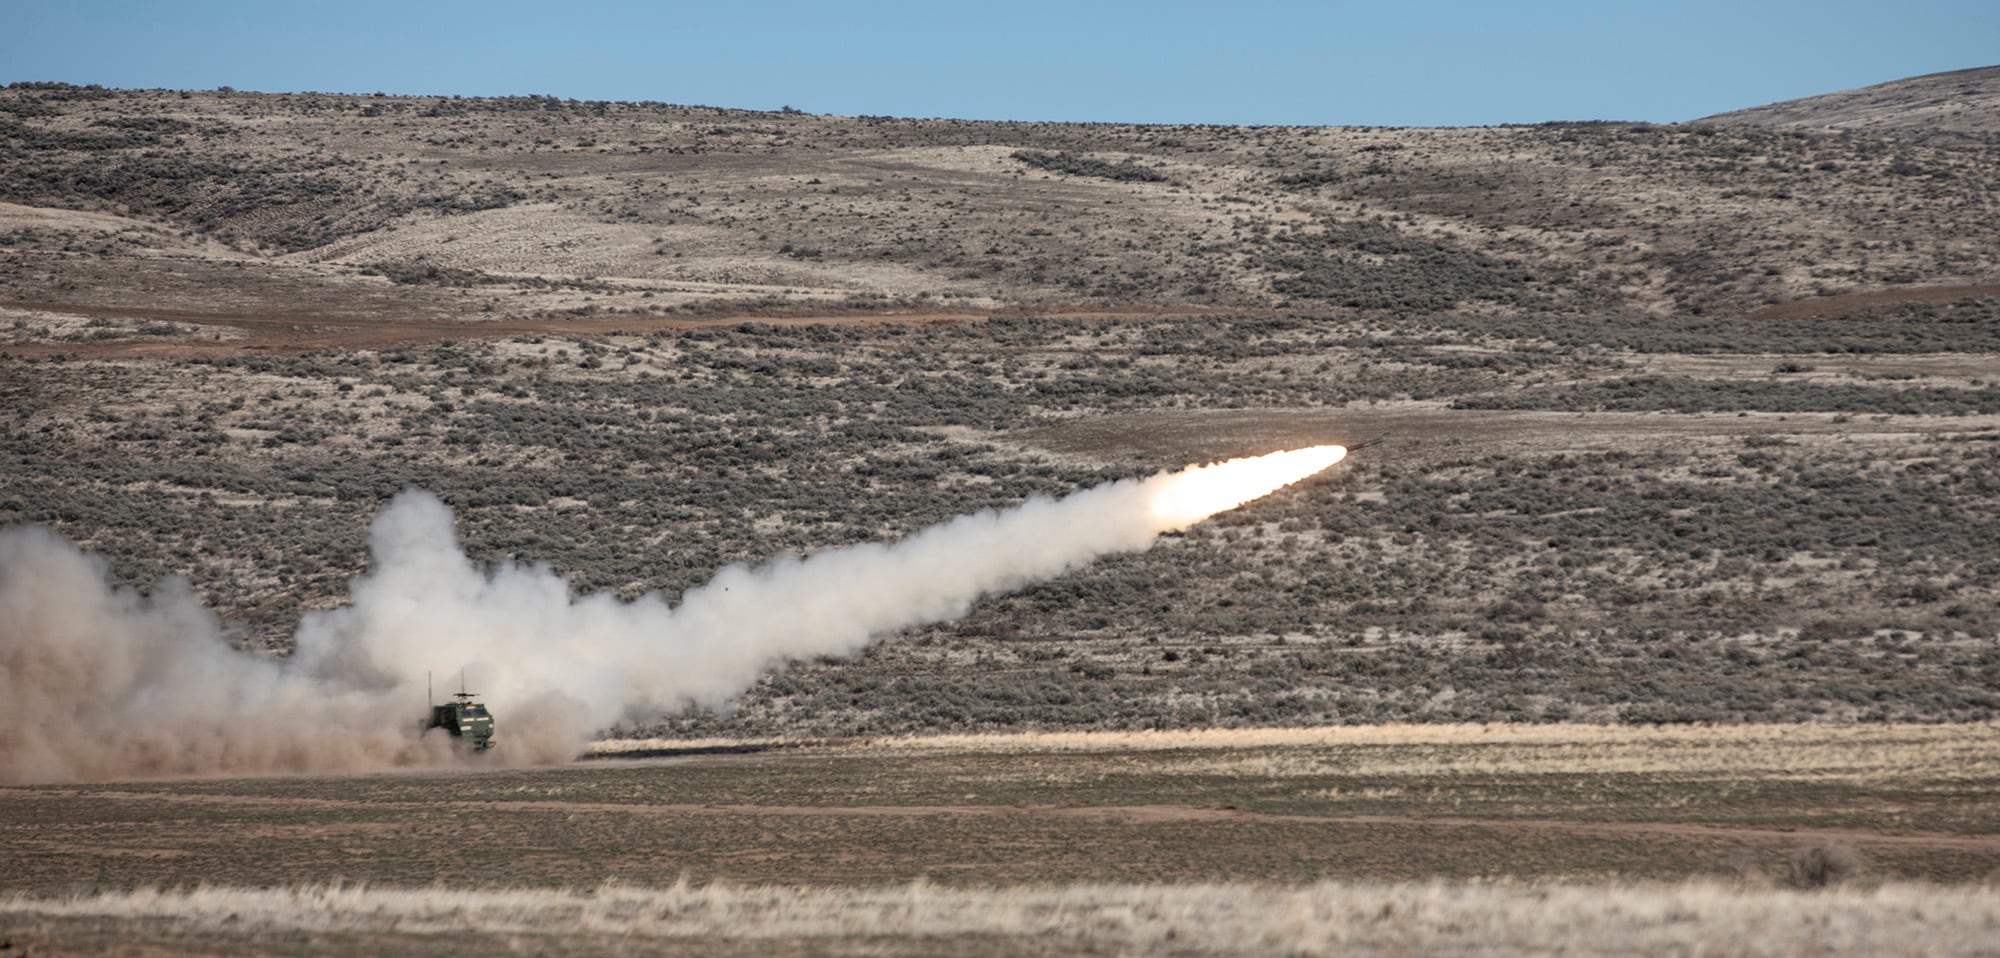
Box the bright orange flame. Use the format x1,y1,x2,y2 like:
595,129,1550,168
1146,444,1348,530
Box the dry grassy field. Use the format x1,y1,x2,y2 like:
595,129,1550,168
14,880,2000,957
5,725,2000,955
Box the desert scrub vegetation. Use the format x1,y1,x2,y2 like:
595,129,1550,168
7,307,2000,733
2,84,1994,311
3,80,1998,738
653,431,2000,736
1453,376,2000,415
1419,296,2000,354
1259,218,1568,313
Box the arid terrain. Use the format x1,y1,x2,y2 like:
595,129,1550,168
6,725,2000,955
3,68,2000,953
5,71,2000,733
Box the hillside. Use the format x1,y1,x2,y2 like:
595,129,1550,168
3,78,2000,735
4,82,1998,329
1697,65,2000,135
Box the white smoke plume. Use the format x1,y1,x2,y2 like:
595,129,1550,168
0,445,1347,784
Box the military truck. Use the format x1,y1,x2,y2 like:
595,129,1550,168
424,674,496,751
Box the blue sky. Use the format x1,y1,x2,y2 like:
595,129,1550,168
4,1,1994,125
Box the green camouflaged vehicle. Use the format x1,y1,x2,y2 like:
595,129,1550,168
426,689,496,751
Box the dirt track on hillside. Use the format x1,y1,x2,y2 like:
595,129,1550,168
0,300,1212,358
1747,283,2000,321
7,282,1990,360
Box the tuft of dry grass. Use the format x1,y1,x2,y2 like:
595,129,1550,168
1784,843,1868,889
5,879,1999,957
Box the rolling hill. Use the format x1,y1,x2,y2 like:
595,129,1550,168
1697,65,2000,135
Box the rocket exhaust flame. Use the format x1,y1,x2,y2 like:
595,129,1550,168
1146,445,1347,529
0,444,1351,784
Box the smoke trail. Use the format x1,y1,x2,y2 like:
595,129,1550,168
0,445,1346,784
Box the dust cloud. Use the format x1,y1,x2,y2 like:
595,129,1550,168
0,445,1345,784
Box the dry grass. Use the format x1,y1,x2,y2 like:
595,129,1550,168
846,723,2000,783
6,879,1998,957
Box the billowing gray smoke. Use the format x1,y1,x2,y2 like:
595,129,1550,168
0,445,1345,784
